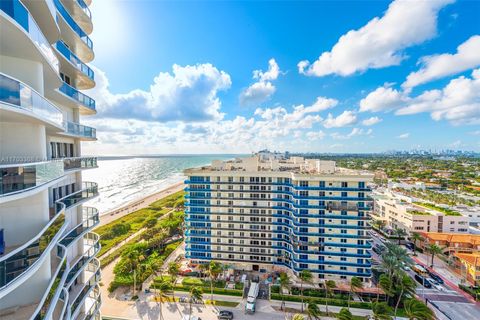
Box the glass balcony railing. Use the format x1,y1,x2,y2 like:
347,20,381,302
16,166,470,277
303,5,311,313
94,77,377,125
60,208,99,247
60,182,98,209
59,82,96,111
0,0,59,72
65,121,96,139
0,160,64,196
75,0,91,19
71,283,99,320
54,0,92,50
0,73,64,128
0,204,66,290
63,157,97,171
31,246,68,320
66,245,99,285
55,41,94,80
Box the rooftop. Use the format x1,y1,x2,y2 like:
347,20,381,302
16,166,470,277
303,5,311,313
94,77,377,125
422,232,480,245
454,252,480,267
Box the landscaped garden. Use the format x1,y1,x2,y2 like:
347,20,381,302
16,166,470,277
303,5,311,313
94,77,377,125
151,276,244,296
414,202,462,216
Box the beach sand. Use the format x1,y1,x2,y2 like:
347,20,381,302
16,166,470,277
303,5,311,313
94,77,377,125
97,181,185,227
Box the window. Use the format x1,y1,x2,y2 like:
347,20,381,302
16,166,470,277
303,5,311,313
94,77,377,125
341,182,348,188
300,181,309,187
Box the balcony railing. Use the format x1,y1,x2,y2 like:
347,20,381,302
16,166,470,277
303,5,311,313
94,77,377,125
63,157,97,171
60,182,98,209
0,0,59,72
59,82,96,111
55,41,94,80
0,73,64,128
74,0,91,18
65,121,96,139
0,203,66,291
71,283,100,320
0,160,64,196
54,0,93,49
60,208,99,247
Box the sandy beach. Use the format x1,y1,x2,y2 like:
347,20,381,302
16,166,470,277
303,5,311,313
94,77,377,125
97,181,185,227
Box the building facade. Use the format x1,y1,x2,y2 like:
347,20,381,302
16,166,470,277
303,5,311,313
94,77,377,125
372,191,469,235
1,0,100,319
184,156,374,283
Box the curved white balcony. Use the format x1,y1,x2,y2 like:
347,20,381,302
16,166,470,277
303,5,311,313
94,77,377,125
0,203,67,299
0,73,64,131
59,208,99,248
0,0,61,90
77,288,101,320
22,0,60,43
54,41,95,90
54,0,93,63
70,283,100,320
62,121,96,140
59,182,98,210
64,243,99,289
68,258,100,316
59,0,92,35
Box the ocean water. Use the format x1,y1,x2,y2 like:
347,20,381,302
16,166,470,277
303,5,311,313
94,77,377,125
83,155,238,215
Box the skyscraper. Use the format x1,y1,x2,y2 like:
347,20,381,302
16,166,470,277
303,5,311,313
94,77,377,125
1,0,100,319
184,155,374,283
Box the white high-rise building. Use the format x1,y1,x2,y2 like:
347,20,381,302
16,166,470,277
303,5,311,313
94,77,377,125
184,155,374,283
1,0,100,319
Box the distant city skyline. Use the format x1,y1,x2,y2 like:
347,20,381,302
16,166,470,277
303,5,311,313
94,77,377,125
83,0,480,155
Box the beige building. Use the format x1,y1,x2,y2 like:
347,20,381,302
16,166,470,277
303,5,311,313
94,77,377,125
184,155,374,283
372,190,469,234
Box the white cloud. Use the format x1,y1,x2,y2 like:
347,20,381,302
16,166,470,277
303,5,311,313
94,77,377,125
471,130,480,136
240,58,281,106
362,116,382,126
298,0,453,77
306,131,326,141
402,35,480,90
84,63,231,122
359,86,408,113
323,110,357,128
396,68,480,125
397,133,410,139
331,128,373,140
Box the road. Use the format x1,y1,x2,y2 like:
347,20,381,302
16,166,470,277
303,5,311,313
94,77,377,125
369,229,480,320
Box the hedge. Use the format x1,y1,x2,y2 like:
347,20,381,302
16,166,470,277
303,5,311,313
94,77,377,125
270,293,372,309
151,283,243,297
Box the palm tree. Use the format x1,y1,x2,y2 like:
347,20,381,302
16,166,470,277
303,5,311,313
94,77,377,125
411,232,424,256
167,261,180,298
348,276,363,310
404,298,434,320
372,302,393,320
337,307,353,320
306,302,321,320
378,274,393,303
394,272,416,318
292,314,306,320
188,286,203,317
207,260,222,301
121,246,144,296
394,228,407,245
299,269,313,312
323,279,336,315
427,244,442,268
154,279,171,319
278,272,290,311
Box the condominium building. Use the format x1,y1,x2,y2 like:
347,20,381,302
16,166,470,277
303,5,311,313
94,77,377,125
184,155,374,283
372,190,469,234
1,0,100,319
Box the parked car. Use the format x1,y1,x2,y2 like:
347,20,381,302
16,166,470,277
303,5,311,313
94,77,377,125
427,271,444,284
414,274,432,288
405,242,414,250
217,310,234,320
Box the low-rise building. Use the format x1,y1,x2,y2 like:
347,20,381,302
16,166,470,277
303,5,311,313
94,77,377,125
372,190,469,235
454,252,480,285
420,233,480,255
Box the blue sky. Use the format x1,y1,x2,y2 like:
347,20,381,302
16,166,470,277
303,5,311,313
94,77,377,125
83,0,480,155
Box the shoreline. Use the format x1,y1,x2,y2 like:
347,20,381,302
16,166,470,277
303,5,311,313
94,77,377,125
97,181,185,227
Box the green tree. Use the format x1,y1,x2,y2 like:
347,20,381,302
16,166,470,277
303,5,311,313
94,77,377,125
167,261,180,298
207,261,222,301
394,228,408,245
427,244,442,268
188,286,203,317
278,272,290,311
394,272,416,318
337,307,353,320
372,302,393,320
404,298,434,320
306,302,321,320
119,245,145,295
299,269,313,312
292,314,306,320
378,274,394,303
348,276,363,310
411,232,424,256
154,278,171,318
323,279,336,315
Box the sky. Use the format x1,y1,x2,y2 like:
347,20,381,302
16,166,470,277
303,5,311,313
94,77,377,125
82,0,480,155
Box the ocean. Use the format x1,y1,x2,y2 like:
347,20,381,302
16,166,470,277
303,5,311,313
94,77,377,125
83,155,239,215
